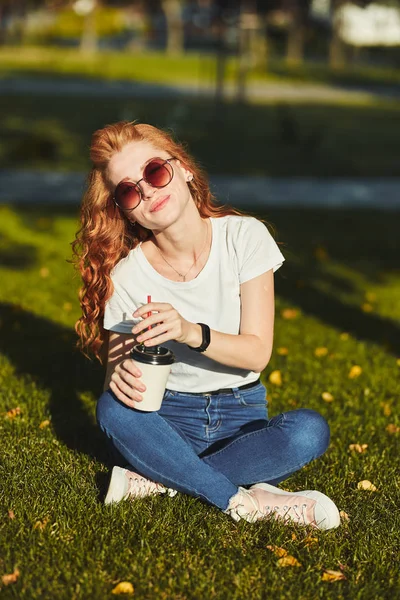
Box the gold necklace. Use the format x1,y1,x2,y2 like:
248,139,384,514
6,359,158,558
154,220,210,282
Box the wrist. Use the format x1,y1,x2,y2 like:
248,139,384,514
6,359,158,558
187,323,211,353
186,323,203,348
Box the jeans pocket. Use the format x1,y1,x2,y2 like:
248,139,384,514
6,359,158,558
239,383,268,407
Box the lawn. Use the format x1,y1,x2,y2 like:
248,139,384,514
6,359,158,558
1,92,400,177
0,203,399,599
1,46,400,88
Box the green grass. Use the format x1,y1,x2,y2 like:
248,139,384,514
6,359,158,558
1,92,400,176
1,45,400,88
0,204,399,599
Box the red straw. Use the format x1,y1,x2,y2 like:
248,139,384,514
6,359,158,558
147,295,152,330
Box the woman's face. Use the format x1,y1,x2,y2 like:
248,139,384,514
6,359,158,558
106,140,193,231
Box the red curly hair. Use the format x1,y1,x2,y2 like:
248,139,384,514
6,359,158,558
72,121,246,363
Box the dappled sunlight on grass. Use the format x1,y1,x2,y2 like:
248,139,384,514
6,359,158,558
0,205,398,598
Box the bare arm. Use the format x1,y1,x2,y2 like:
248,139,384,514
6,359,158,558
192,269,275,373
133,269,275,373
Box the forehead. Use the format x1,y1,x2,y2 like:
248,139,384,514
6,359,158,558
107,140,168,186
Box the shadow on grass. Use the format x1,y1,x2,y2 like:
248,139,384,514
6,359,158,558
268,207,400,355
0,205,399,468
1,91,399,176
0,301,109,463
0,234,38,269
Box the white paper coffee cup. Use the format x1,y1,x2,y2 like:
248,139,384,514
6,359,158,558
130,345,175,412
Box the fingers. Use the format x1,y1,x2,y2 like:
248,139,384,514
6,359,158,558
132,309,175,335
135,321,170,344
110,359,146,407
133,302,172,318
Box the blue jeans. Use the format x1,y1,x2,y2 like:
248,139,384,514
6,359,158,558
96,382,330,511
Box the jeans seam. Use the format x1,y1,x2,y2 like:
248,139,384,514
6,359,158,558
203,413,286,460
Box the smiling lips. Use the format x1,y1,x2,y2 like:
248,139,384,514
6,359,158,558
150,195,170,212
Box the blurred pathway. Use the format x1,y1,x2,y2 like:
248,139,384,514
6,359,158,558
1,170,399,209
1,75,399,103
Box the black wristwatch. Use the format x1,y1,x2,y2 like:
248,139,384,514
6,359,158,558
189,323,211,353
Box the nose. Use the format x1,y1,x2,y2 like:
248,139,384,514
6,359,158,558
139,180,157,200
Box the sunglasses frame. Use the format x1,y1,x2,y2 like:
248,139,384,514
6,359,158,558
112,157,176,212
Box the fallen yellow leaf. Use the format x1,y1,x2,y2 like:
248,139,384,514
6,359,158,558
348,443,368,453
322,569,346,582
365,292,376,302
361,303,373,313
8,510,15,520
269,370,282,386
322,392,334,402
39,420,50,429
5,407,21,419
63,302,72,312
281,308,299,320
277,347,289,356
291,533,297,541
33,517,49,531
386,423,400,435
277,556,302,567
339,511,350,521
303,536,318,547
357,480,377,491
266,545,288,557
111,582,134,595
397,358,400,367
348,365,362,379
2,568,20,585
314,347,328,357
39,267,50,278
380,402,392,417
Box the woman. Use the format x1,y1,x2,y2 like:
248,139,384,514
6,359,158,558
73,121,340,530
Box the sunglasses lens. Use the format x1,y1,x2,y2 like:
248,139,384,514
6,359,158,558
114,182,140,210
144,159,173,188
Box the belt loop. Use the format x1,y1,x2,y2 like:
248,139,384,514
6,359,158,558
231,387,241,399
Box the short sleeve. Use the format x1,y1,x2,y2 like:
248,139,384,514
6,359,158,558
237,217,285,284
103,285,139,335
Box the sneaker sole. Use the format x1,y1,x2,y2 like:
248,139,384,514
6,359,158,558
251,483,341,530
104,466,128,505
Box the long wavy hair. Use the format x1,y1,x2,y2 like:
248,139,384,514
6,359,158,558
72,121,247,363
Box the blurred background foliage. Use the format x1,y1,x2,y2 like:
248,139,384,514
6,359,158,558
0,0,399,177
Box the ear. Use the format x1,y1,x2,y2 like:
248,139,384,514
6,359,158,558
175,159,193,182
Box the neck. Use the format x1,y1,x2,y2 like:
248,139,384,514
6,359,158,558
152,208,209,261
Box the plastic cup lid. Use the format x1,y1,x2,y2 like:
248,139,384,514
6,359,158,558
131,344,175,365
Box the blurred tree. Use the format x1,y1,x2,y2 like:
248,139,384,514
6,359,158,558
283,0,311,65
161,0,184,54
73,0,98,53
329,0,346,68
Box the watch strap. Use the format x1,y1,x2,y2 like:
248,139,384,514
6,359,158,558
189,323,211,353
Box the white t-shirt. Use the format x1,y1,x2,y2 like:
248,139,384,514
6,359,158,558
103,215,285,392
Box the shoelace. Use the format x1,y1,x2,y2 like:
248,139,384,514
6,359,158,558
261,503,311,525
126,473,177,498
229,489,316,526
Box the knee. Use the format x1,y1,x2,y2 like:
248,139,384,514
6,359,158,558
289,408,330,459
96,390,122,434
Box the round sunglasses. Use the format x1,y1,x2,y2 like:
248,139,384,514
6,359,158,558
113,157,176,212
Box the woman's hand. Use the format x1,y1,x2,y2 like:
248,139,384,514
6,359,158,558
109,358,146,407
132,302,200,347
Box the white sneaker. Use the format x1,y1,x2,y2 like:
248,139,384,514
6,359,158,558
225,482,340,530
104,466,178,505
